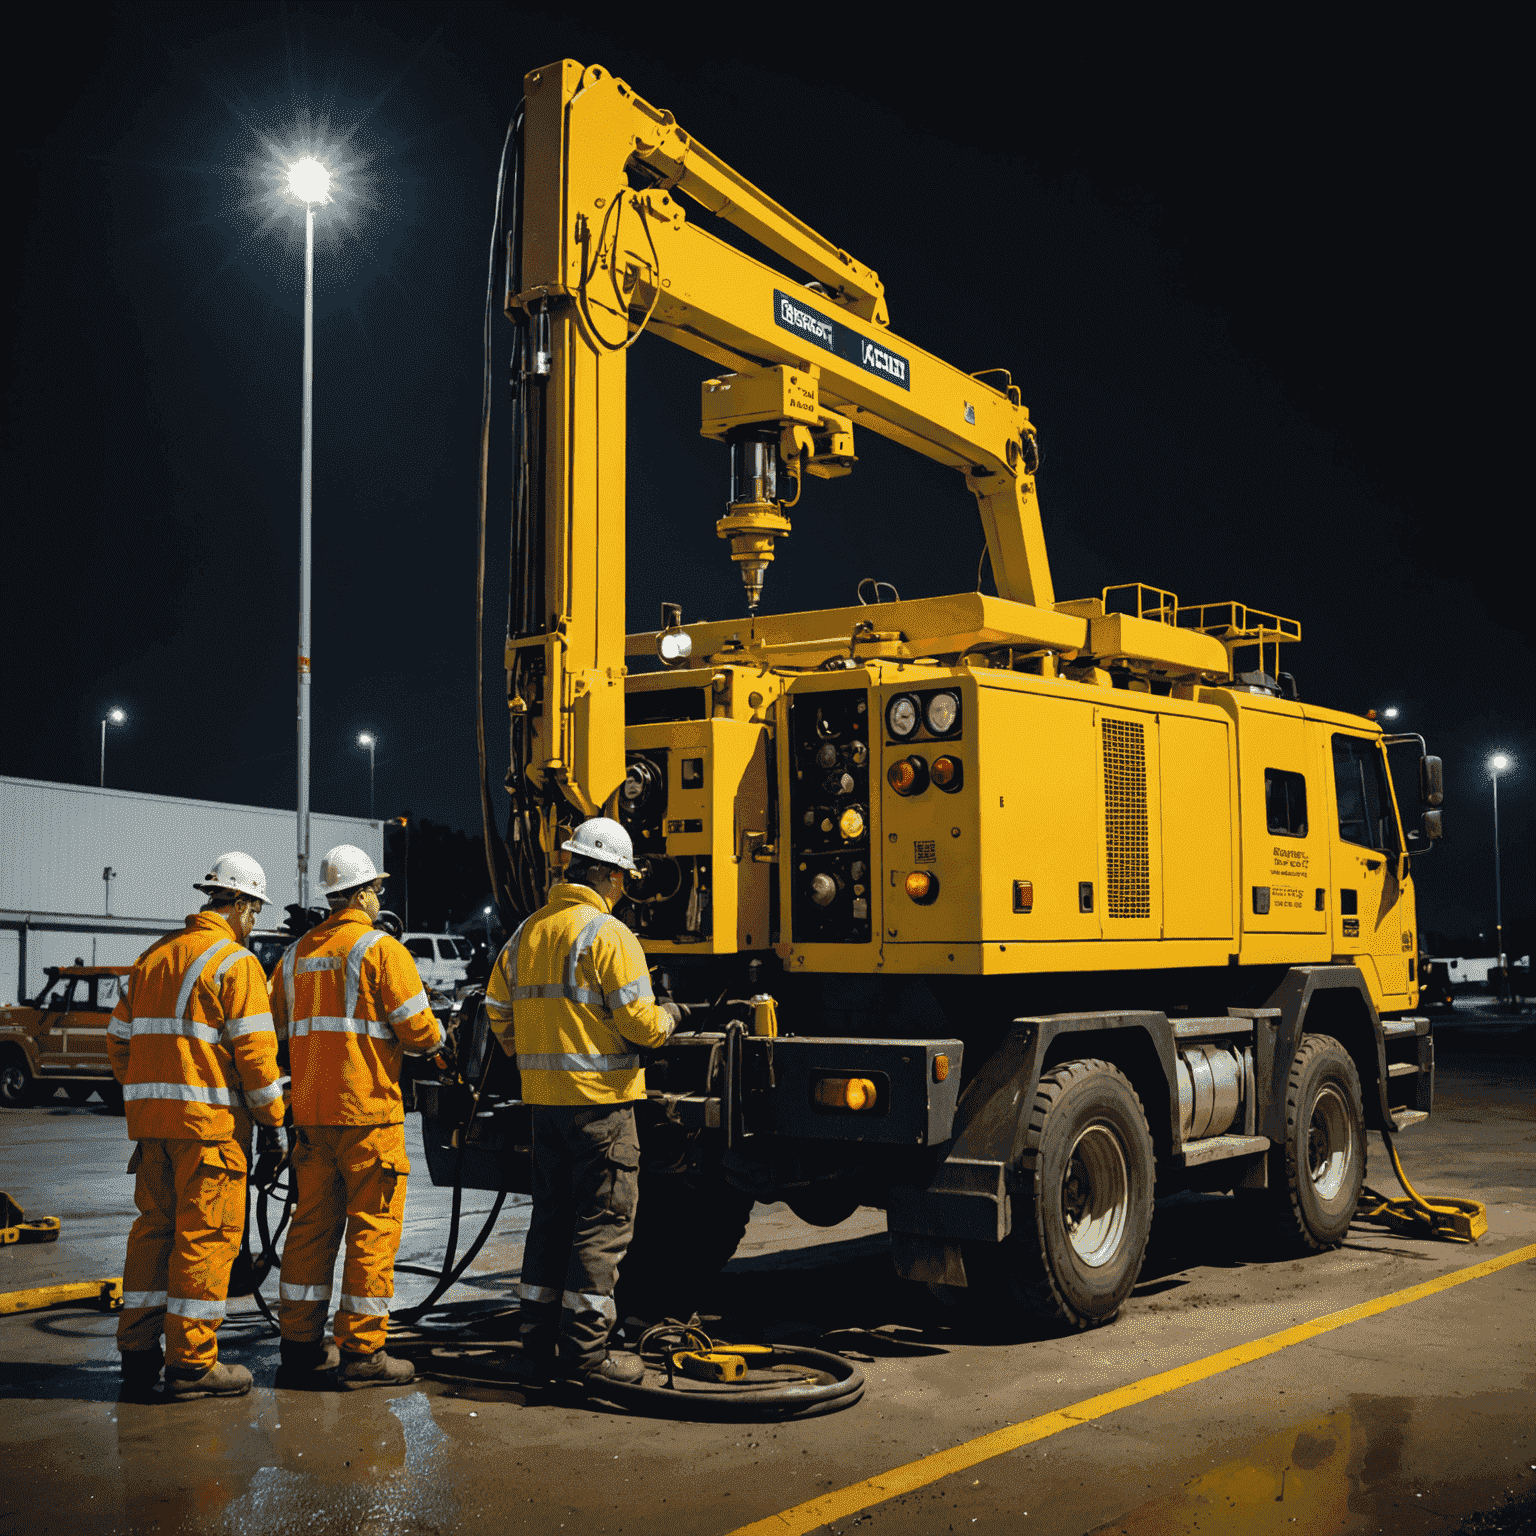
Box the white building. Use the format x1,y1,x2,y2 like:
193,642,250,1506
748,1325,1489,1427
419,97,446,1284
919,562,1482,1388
0,776,384,1004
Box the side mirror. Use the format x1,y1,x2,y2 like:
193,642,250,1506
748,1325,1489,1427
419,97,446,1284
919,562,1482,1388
1422,809,1443,843
1420,755,1444,807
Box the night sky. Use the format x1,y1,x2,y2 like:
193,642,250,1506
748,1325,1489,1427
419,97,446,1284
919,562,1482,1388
5,4,1527,950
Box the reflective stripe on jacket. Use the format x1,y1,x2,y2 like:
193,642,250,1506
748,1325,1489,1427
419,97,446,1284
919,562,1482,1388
271,909,443,1126
107,911,284,1140
484,883,673,1106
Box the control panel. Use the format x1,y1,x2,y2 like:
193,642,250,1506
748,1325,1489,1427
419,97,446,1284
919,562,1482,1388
787,687,873,944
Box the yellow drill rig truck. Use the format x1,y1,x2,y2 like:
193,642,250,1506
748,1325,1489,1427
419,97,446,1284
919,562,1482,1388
418,59,1447,1329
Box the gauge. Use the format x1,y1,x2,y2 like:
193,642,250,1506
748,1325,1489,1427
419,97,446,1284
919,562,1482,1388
925,691,960,736
810,873,840,907
816,742,839,768
886,695,919,739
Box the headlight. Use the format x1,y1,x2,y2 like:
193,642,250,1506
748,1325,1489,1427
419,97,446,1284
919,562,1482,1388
886,694,919,739
657,630,693,666
925,691,960,735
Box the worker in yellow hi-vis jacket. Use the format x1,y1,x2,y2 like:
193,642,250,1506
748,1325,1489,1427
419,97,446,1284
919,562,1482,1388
270,843,444,1390
108,852,285,1400
484,816,680,1388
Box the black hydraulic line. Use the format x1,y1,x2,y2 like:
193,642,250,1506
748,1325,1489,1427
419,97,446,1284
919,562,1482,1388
478,106,523,930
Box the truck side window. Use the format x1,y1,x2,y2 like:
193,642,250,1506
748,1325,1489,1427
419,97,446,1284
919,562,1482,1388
1265,769,1308,836
1332,735,1399,852
405,938,435,961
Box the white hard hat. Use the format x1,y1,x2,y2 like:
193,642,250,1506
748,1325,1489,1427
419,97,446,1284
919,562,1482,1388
316,844,388,896
194,851,274,906
560,816,637,872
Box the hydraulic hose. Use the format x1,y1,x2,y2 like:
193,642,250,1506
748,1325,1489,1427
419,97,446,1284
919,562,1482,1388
1357,1127,1488,1242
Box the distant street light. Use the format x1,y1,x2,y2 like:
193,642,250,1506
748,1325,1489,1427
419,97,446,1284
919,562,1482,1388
1381,706,1400,721
358,732,377,819
482,904,494,953
1488,753,1513,1003
290,154,333,911
100,708,126,787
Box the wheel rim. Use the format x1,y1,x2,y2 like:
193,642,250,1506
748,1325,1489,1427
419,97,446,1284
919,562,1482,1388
1308,1083,1353,1200
1061,1122,1129,1267
1,1064,24,1098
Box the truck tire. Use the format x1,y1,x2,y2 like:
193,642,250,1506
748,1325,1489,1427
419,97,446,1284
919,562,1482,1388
616,1169,754,1321
1002,1059,1156,1331
1269,1033,1365,1251
0,1050,34,1108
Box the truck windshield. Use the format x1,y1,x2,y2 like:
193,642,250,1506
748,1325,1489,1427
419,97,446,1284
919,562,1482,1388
1332,735,1400,853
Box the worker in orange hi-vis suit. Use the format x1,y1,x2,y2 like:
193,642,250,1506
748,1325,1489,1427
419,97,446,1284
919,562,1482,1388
107,852,286,1400
271,843,446,1389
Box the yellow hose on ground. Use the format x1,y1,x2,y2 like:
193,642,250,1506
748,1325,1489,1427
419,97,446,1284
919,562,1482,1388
1357,1129,1488,1242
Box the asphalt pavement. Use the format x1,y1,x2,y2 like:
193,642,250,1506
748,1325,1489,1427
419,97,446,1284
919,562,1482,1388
1,1007,1532,1536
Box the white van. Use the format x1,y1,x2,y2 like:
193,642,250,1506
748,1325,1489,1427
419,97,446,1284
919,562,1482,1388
402,933,472,995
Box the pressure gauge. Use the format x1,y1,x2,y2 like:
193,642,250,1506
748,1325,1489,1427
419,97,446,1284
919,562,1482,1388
886,694,920,739
925,691,960,736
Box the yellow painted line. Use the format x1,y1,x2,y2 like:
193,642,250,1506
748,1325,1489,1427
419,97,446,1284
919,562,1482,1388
728,1241,1536,1536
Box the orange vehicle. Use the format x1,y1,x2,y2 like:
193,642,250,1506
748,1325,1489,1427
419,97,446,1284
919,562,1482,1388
0,965,129,1109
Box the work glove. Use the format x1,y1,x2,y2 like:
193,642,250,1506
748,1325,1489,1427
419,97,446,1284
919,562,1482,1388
659,1000,694,1034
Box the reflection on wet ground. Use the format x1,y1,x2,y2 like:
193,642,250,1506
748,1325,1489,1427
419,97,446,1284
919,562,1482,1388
1086,1393,1536,1536
1084,1400,1402,1534
210,1394,452,1536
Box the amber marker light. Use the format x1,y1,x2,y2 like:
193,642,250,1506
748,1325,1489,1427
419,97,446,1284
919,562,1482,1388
813,1076,879,1111
887,755,929,795
931,755,963,791
905,870,939,904
932,1054,950,1083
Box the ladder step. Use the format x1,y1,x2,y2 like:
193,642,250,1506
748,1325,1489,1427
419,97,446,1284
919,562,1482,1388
1387,1062,1419,1077
1391,1109,1429,1131
1180,1133,1269,1166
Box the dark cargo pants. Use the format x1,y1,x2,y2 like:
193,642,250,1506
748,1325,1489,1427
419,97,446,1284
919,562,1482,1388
517,1103,639,1373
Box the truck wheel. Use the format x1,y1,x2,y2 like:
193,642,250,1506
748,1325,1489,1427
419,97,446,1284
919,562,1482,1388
616,1169,754,1321
1005,1059,1156,1331
1271,1034,1365,1250
0,1051,34,1108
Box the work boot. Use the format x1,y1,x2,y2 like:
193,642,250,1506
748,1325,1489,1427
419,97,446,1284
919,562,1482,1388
337,1349,415,1390
276,1338,340,1388
119,1347,163,1386
575,1351,645,1388
165,1361,253,1399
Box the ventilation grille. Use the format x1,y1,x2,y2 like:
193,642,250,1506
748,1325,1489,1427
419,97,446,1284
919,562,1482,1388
1103,719,1150,919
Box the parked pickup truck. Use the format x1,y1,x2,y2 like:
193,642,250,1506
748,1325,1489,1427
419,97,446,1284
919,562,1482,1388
0,966,128,1109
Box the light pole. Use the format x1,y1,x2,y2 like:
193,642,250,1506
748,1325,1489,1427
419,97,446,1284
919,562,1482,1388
358,733,377,819
99,707,126,787
1489,753,1512,1003
289,154,332,910
386,816,411,930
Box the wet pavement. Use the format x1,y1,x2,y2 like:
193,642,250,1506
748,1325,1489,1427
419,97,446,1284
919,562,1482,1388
2,1011,1533,1535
